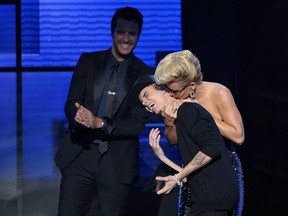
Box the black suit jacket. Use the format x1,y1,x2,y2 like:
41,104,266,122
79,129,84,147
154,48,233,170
54,49,154,184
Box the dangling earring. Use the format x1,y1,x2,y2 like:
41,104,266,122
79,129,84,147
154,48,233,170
189,90,196,100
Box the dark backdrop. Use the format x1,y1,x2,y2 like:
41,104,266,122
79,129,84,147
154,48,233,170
182,0,288,215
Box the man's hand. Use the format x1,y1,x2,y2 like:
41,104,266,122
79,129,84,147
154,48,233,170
155,175,177,195
149,128,165,158
74,103,102,129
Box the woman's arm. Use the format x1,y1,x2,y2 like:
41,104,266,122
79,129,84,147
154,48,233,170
161,100,180,145
215,86,245,145
163,124,177,145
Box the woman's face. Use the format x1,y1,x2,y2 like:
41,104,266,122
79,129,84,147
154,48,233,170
139,84,168,114
164,82,191,99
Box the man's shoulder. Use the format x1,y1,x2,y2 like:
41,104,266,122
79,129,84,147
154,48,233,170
81,49,109,59
133,56,148,65
131,56,154,71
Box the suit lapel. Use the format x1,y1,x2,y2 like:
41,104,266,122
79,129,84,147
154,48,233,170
92,52,109,114
91,52,141,117
112,58,140,115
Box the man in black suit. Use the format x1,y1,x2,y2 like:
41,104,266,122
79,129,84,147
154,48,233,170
54,6,154,216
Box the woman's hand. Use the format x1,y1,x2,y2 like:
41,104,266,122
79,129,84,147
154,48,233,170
161,101,178,127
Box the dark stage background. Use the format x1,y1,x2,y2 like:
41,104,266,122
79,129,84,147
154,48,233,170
182,0,288,215
1,0,288,215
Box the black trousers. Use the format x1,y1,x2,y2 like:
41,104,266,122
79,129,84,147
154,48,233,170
189,210,231,216
157,188,178,216
57,144,132,216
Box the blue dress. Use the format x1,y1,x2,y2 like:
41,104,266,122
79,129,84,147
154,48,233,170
178,183,191,216
226,141,244,216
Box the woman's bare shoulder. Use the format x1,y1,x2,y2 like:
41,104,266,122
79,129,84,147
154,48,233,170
201,82,234,104
202,81,230,93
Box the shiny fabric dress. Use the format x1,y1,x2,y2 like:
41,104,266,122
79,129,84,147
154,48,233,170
178,183,191,216
226,140,244,216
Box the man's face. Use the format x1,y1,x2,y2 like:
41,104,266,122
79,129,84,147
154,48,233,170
112,18,139,61
139,85,166,114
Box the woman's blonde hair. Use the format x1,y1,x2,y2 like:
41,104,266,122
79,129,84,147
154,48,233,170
154,50,203,87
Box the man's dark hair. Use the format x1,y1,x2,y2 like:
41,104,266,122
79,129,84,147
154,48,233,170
111,6,143,36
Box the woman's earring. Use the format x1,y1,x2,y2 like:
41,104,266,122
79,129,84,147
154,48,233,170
189,90,196,100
